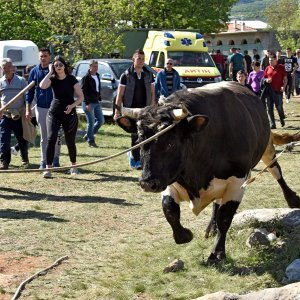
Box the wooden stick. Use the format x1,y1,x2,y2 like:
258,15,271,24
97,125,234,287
0,80,35,113
12,255,69,300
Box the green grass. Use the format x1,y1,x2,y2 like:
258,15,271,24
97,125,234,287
0,98,300,299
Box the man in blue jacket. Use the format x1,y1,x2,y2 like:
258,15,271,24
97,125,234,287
25,48,61,169
155,58,181,98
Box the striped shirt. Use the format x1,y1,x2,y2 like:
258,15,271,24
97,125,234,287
166,71,174,93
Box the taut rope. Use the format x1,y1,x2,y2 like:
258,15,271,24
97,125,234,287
0,123,176,174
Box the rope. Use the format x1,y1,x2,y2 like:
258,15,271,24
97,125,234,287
0,123,176,174
12,255,69,300
242,141,300,188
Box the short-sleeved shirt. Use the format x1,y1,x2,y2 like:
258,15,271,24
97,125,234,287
49,75,78,114
229,53,244,71
120,70,154,108
264,64,287,92
283,56,298,73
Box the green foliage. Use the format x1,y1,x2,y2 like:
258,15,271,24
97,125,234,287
0,0,51,47
231,0,273,21
37,0,125,61
265,0,300,51
118,0,239,33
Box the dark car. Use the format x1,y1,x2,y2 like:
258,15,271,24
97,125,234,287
73,59,157,116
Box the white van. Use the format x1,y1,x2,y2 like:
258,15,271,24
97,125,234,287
0,40,39,76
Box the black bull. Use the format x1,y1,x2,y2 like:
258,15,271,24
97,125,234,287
117,81,300,262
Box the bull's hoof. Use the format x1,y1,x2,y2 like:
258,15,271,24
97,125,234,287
207,252,226,265
173,227,193,244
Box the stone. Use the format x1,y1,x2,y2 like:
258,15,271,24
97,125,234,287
163,259,184,273
193,282,300,300
246,230,270,247
233,208,300,231
283,259,300,284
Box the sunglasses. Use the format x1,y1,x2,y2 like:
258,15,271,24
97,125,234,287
54,63,64,68
166,62,173,65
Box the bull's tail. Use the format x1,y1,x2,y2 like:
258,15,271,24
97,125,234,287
271,131,300,146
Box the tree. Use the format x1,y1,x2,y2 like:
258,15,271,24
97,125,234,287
118,0,238,33
0,0,51,47
38,0,125,61
265,0,300,51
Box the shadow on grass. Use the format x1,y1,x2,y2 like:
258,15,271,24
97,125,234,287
0,208,67,222
0,187,141,206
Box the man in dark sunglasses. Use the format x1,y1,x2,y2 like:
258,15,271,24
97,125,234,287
155,58,181,99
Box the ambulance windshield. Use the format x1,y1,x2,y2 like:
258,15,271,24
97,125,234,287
168,51,215,67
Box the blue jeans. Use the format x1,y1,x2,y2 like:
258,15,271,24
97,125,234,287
82,102,105,142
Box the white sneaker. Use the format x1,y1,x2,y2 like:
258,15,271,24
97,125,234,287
11,147,18,156
286,98,290,103
43,170,52,178
70,167,80,175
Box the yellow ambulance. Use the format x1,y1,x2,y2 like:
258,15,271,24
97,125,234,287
143,31,222,87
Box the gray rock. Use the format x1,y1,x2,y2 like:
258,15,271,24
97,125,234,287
163,259,184,273
283,259,300,284
193,282,300,300
233,208,300,231
246,230,270,247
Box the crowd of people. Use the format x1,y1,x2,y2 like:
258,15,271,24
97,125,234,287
0,46,299,175
216,47,300,129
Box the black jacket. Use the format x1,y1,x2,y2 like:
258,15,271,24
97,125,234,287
81,71,101,104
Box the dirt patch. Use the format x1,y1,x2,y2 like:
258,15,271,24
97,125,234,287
0,252,50,299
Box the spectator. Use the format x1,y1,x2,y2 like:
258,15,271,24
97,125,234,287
0,58,28,170
244,50,252,74
276,50,284,65
81,60,104,148
113,49,155,170
228,47,247,82
247,61,264,96
262,53,287,129
212,50,225,80
261,50,272,70
39,55,84,178
26,48,61,169
295,49,300,96
155,58,181,98
253,49,260,62
283,47,298,103
236,70,252,91
229,48,247,81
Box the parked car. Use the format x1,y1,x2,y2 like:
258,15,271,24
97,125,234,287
73,59,131,116
73,58,158,116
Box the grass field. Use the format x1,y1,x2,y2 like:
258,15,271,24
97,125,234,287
0,97,299,299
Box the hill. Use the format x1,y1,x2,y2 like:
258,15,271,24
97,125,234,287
230,0,273,21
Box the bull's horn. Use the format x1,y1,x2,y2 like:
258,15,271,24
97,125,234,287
121,107,142,119
173,108,188,120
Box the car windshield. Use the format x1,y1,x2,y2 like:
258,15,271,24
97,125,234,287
110,62,132,79
168,51,215,67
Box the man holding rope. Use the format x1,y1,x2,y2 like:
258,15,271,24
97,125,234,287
0,58,28,170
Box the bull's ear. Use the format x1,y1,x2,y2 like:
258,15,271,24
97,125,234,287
187,115,209,131
116,116,137,133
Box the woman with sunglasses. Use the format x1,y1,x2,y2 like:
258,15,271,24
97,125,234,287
39,55,84,178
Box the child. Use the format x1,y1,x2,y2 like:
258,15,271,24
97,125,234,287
236,70,253,91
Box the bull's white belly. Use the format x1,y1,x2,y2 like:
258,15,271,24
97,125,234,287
162,176,246,216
